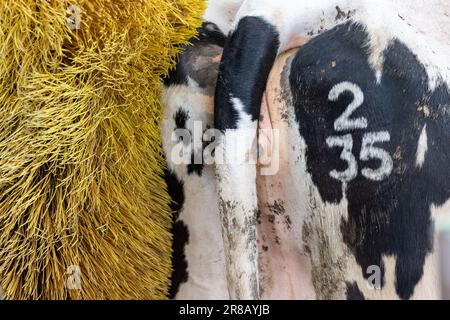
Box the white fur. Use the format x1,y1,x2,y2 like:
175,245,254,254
433,198,450,232
215,0,450,90
204,0,245,35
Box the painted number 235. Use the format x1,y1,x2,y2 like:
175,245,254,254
326,82,393,183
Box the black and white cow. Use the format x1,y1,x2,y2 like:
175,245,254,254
162,22,229,299
162,0,450,300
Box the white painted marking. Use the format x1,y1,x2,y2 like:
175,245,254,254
416,125,428,169
360,131,393,181
327,81,392,183
326,134,358,183
328,82,368,132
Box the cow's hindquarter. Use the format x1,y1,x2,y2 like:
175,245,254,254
268,16,450,299
161,24,229,299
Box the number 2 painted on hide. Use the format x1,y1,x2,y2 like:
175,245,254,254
328,81,368,132
326,82,393,183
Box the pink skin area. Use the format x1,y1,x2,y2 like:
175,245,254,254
257,44,317,299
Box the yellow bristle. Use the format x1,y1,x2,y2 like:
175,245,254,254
0,0,206,299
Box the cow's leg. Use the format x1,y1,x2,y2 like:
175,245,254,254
214,16,280,300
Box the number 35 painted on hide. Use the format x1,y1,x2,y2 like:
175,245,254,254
326,81,393,183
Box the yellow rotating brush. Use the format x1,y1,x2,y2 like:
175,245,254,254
0,0,205,299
